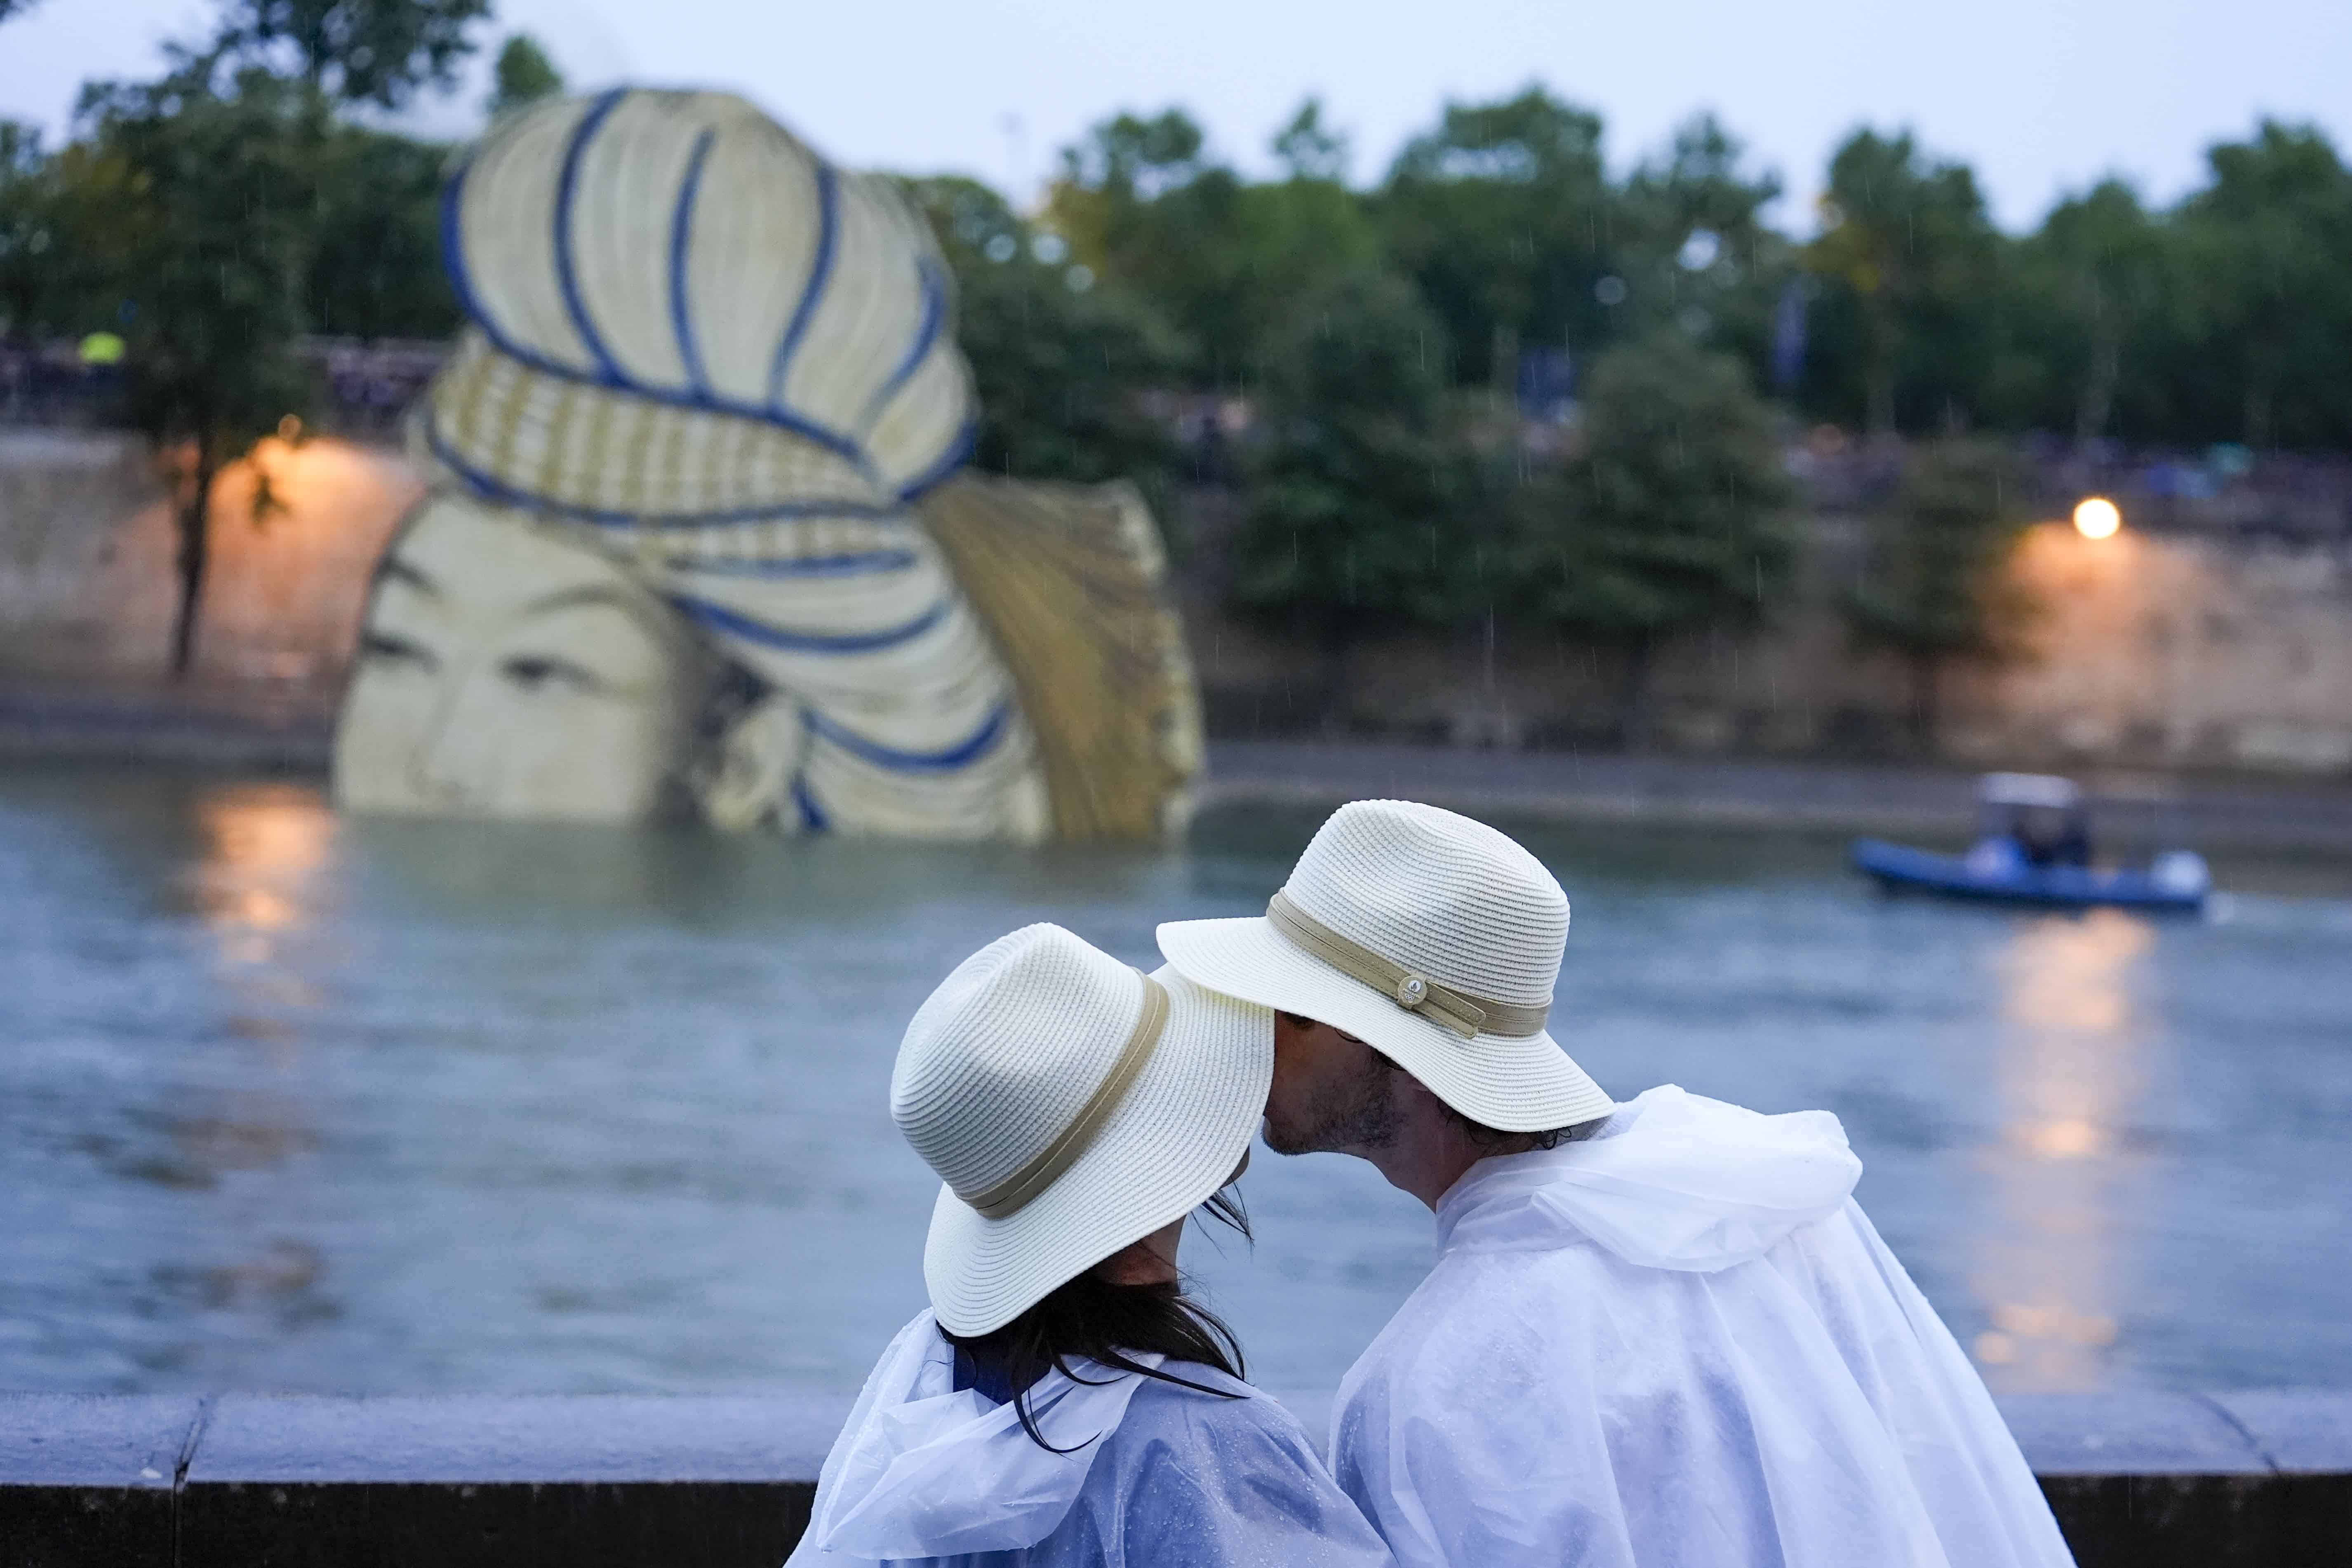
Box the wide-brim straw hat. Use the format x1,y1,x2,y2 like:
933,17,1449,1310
894,924,1270,1335
1157,799,1612,1133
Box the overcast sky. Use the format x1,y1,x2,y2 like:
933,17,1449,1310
5,0,2347,232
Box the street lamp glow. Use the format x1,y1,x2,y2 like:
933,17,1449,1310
2073,497,2121,539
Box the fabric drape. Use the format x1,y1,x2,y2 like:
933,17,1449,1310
791,1312,1397,1568
1330,1086,2076,1568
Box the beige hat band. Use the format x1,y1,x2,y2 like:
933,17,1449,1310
964,973,1170,1220
1266,891,1550,1040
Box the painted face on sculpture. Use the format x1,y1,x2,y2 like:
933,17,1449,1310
333,496,705,823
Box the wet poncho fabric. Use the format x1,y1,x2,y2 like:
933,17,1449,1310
789,1312,1397,1567
1330,1085,2077,1568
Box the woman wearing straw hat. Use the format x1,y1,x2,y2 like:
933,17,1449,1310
787,923,1395,1567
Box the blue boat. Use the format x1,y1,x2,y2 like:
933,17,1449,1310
1853,773,2211,914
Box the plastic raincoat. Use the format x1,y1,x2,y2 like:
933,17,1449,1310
1330,1085,2076,1568
788,1312,1397,1568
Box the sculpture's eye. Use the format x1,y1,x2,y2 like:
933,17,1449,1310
360,630,437,673
501,654,600,695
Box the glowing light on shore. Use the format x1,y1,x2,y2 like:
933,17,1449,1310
2073,497,2121,539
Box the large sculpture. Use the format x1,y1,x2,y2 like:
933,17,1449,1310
335,90,1200,841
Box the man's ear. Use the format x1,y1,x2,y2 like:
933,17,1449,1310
698,696,805,832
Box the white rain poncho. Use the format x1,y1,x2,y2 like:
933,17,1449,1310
1330,1085,2076,1568
789,1312,1397,1568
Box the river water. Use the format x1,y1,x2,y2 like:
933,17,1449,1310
5,764,2350,1396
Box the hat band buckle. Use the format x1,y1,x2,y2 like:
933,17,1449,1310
1266,891,1550,1040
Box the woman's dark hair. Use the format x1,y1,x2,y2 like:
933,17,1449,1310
938,1188,1250,1450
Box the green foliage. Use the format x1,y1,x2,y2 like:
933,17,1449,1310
68,0,489,440
1509,332,1796,646
76,68,322,454
308,126,459,338
208,0,487,108
487,31,563,119
62,0,488,675
74,65,327,673
1804,129,2003,434
2172,121,2352,449
906,176,1181,495
2002,179,2169,441
16,41,2352,721
0,121,61,335
1375,86,1613,388
1228,269,1480,662
1048,106,1380,385
1845,438,2035,742
1613,115,1795,379
1271,97,1348,183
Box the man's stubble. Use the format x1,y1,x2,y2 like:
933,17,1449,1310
1263,1046,1403,1157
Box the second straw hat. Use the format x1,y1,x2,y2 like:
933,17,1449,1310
1157,799,1612,1132
893,923,1270,1335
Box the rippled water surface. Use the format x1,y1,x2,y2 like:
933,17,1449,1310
5,764,2350,1395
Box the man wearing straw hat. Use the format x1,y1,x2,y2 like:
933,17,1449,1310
1158,800,2076,1568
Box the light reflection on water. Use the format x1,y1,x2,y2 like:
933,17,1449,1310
1971,910,2152,1390
2,767,2349,1395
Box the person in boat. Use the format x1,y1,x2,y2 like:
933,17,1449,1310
2011,803,2092,868
1156,800,2078,1568
788,923,1395,1568
1981,774,2095,870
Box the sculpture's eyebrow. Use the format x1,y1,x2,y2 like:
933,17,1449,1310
378,556,440,598
518,585,645,618
514,583,688,650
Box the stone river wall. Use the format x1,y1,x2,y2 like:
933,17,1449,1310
2,428,2348,782
0,430,417,730
1176,476,2352,780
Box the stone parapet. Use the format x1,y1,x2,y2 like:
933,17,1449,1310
5,1389,2348,1567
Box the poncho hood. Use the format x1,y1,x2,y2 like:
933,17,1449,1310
1435,1084,1863,1272
800,1314,1158,1561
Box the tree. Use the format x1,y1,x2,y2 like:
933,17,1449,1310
0,122,58,337
2007,179,2169,444
906,175,1182,496
1844,439,2035,749
2173,121,2352,450
1375,87,1615,391
1228,269,1479,724
1047,104,1378,387
77,69,322,677
1271,97,1348,183
1048,108,1227,376
1804,129,2002,435
1615,115,1795,389
306,125,459,338
76,0,487,677
207,0,487,109
487,31,563,118
1505,332,1795,748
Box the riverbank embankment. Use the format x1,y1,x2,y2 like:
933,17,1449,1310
7,425,2352,783
4,1389,2345,1568
1199,739,2352,858
7,708,2352,860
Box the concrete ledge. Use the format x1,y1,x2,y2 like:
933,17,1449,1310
1995,1391,2352,1568
188,1395,846,1484
6,1390,2350,1567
